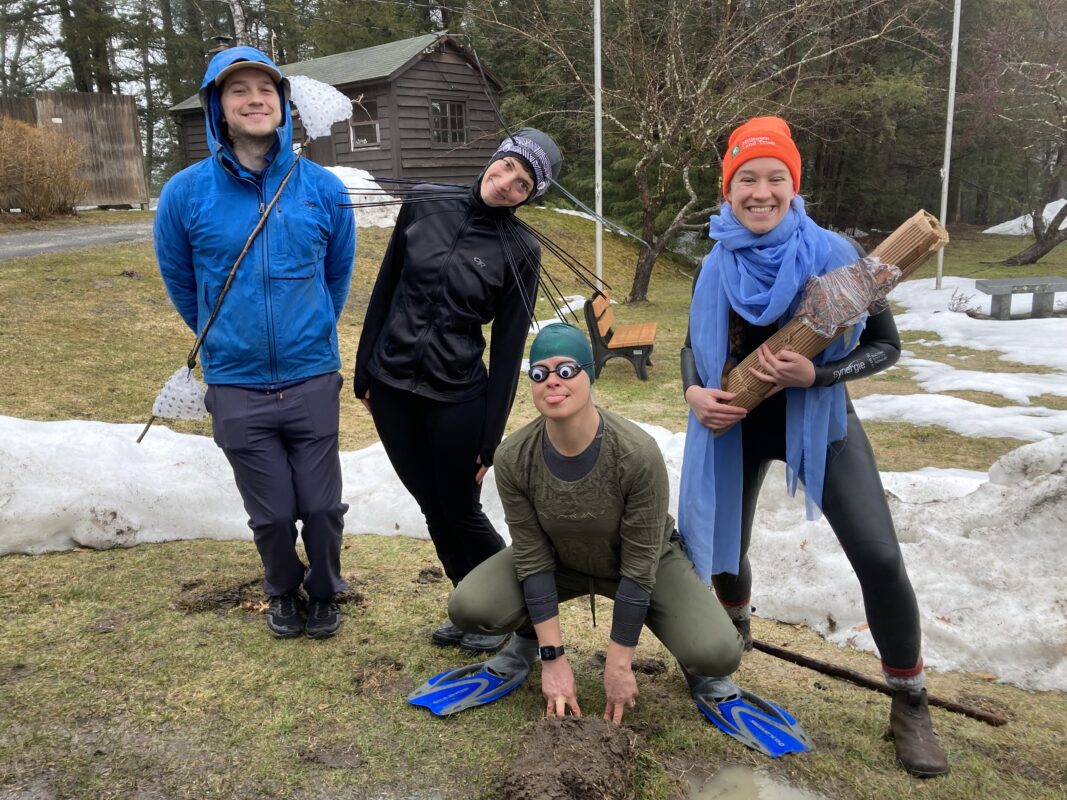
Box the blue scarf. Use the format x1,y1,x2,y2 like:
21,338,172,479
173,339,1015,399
678,197,864,584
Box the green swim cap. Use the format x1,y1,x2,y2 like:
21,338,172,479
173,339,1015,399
529,323,595,383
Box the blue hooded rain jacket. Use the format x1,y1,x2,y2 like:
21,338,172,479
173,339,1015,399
155,47,356,387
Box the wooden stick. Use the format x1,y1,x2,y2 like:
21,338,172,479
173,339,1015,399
752,639,1008,727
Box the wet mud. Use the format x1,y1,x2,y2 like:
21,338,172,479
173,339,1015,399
500,716,640,800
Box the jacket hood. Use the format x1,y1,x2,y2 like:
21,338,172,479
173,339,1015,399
199,47,292,162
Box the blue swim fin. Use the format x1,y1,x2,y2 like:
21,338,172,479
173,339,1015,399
692,681,812,758
407,662,529,716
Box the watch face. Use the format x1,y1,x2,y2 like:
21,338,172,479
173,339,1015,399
539,645,564,661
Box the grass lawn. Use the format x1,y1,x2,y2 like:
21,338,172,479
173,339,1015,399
1,212,1065,799
0,207,152,232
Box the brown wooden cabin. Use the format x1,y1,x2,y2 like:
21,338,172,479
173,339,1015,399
169,32,504,184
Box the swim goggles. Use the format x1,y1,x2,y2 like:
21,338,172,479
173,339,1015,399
527,362,591,383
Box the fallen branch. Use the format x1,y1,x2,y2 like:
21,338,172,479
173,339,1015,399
752,639,1008,727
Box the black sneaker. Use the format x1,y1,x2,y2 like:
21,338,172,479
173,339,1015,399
267,592,306,638
305,597,342,640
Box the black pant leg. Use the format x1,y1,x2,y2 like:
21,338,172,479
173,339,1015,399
370,378,504,584
712,398,782,604
821,408,921,669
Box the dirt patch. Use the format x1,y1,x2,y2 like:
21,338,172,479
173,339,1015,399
172,575,367,615
0,663,37,684
170,576,263,613
956,692,1014,720
84,609,135,633
351,656,407,698
336,574,367,607
298,741,363,770
500,717,640,800
414,566,444,584
589,650,667,675
0,772,57,799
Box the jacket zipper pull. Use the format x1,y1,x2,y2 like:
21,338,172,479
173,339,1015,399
259,201,265,214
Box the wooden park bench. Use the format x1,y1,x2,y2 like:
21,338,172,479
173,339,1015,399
583,291,657,380
974,276,1067,320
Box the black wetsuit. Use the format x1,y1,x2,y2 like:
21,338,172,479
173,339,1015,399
681,266,922,672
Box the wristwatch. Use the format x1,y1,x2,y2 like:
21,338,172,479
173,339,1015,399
539,645,566,661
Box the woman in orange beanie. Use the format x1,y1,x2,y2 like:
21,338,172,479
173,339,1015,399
678,115,948,777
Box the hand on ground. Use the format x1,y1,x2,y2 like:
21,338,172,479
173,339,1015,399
602,661,638,724
541,658,581,718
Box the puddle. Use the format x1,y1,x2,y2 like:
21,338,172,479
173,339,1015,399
688,765,828,800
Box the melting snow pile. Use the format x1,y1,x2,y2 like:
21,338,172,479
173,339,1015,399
328,166,398,228
983,199,1067,235
1,414,1064,692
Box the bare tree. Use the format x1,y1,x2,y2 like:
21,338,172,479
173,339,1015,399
963,0,1066,265
464,0,937,302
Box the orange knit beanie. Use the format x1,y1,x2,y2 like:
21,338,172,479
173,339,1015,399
721,116,801,197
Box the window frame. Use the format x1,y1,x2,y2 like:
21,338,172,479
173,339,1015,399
428,97,468,148
349,99,381,151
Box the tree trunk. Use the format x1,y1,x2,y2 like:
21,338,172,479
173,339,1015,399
1003,227,1067,265
55,0,92,92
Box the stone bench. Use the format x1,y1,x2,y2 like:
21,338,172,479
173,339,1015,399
974,276,1067,320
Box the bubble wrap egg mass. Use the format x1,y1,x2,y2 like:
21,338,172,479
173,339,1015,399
288,75,353,140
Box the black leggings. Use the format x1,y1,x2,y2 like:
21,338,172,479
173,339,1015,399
370,376,505,585
712,393,921,670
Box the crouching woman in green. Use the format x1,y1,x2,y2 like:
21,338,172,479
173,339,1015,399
409,324,744,725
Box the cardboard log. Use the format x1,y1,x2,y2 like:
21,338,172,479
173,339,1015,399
720,210,949,418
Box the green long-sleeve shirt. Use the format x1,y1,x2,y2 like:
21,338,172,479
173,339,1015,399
493,408,676,594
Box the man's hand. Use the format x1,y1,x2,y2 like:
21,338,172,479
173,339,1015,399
541,657,581,718
748,344,816,396
474,455,488,485
360,387,371,412
685,385,747,433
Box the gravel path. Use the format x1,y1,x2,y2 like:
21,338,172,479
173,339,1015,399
0,219,154,261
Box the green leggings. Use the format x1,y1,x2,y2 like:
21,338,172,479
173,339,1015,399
449,541,744,679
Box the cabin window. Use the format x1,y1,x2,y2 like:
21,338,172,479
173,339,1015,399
429,98,467,145
350,100,380,150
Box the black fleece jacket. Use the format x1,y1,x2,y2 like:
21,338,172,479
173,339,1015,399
354,181,540,466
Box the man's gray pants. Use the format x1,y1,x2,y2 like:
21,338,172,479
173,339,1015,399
206,372,348,600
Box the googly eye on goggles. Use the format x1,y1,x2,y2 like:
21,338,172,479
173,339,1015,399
528,362,590,383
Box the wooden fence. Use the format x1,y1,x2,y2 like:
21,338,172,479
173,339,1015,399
0,91,149,209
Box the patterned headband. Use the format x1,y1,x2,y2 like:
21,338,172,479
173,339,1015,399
496,135,552,197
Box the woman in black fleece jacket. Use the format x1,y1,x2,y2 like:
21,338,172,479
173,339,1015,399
353,129,562,653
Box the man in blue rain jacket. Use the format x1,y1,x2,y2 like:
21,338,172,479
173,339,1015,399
155,46,356,640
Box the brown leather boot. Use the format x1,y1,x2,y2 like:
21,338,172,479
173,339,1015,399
889,689,949,777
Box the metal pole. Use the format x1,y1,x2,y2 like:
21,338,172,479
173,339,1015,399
594,0,604,290
936,0,962,290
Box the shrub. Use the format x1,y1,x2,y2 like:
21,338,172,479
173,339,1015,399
0,118,87,219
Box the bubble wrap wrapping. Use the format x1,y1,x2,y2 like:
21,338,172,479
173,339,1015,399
288,75,352,140
151,367,208,421
795,256,902,337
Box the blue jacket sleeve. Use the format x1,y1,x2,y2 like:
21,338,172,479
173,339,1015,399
324,178,356,319
154,179,198,333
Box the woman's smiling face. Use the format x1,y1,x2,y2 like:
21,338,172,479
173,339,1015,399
726,156,796,234
479,156,535,207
